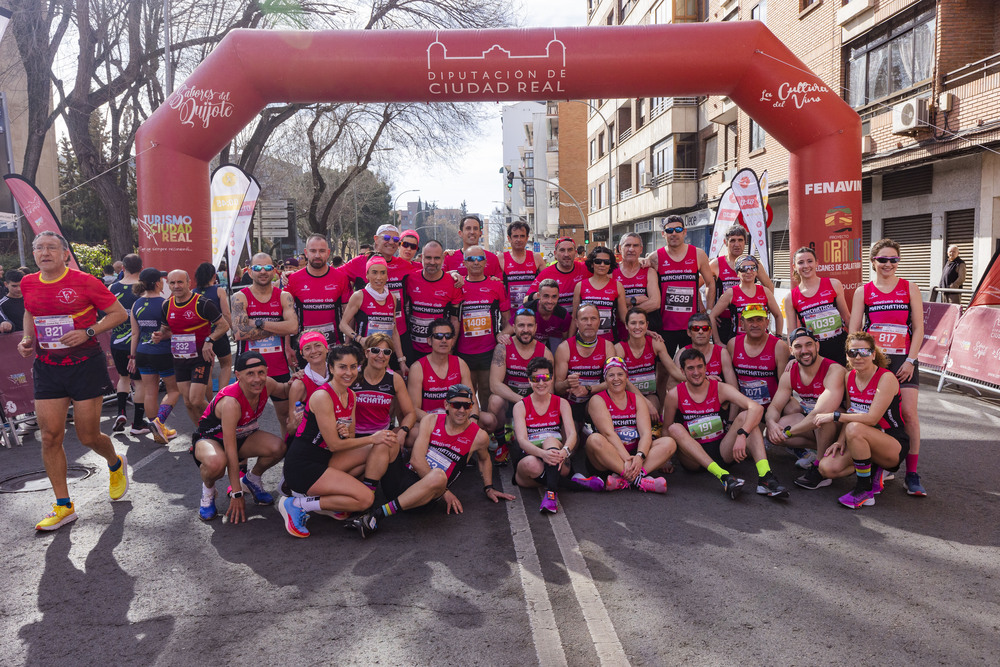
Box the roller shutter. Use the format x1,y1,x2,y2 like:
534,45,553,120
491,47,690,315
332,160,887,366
770,229,790,288
945,209,975,305
882,214,932,288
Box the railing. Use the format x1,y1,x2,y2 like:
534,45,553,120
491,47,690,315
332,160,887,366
618,127,633,142
943,51,1000,87
652,169,698,186
619,187,633,199
546,139,558,152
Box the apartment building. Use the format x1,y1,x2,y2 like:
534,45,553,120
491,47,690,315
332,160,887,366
585,0,1000,295
501,100,587,258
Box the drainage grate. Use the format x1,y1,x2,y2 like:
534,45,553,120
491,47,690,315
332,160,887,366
0,465,96,493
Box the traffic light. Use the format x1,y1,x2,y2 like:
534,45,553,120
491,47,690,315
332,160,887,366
506,170,514,189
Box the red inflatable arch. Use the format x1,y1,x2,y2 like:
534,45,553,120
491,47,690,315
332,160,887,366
136,23,862,289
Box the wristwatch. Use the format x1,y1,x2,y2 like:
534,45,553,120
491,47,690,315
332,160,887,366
636,451,647,459
783,425,793,438
737,428,750,437
254,318,265,329
85,327,96,338
229,490,244,499
833,411,841,422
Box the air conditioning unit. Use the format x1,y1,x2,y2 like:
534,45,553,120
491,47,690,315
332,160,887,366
861,135,875,154
641,173,655,189
892,98,928,135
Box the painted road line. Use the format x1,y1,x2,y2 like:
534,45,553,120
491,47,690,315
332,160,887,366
503,482,569,667
71,445,174,506
547,499,630,667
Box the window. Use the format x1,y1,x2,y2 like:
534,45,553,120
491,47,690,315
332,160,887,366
845,2,935,108
724,123,738,163
590,186,598,211
636,159,647,185
610,175,616,203
654,2,669,24
636,98,646,128
548,190,560,208
653,138,673,176
609,122,615,148
619,0,632,22
674,0,700,23
703,134,718,174
751,0,766,24
800,0,819,10
590,139,597,163
749,118,765,152
598,132,606,157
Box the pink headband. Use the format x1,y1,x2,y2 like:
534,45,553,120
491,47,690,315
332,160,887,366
298,331,328,351
401,230,419,241
603,356,628,377
366,256,388,273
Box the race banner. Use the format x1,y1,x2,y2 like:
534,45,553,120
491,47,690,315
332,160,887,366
211,164,252,270
730,168,769,272
969,245,1000,307
709,187,741,258
945,306,1000,385
918,301,961,368
227,177,260,285
3,174,81,270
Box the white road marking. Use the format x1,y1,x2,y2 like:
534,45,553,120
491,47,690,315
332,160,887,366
504,483,568,667
72,444,173,506
546,498,630,667
938,399,1000,425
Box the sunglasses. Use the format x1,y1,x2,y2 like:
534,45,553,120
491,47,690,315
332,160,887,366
737,265,758,273
874,257,900,264
431,332,456,340
401,241,418,250
382,235,401,243
368,348,392,356
529,373,551,383
449,401,473,410
689,324,711,332
662,226,685,234
251,264,274,272
516,307,534,316
846,348,874,358
465,255,486,263
592,258,612,266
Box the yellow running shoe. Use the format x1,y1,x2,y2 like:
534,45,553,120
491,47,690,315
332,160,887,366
109,454,130,500
162,422,177,437
35,503,78,531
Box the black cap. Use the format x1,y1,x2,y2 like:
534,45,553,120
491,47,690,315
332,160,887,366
446,384,473,402
139,268,167,283
234,351,267,371
788,327,818,344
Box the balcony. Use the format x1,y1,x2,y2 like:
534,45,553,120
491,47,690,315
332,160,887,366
546,139,558,152
707,96,738,125
650,97,698,121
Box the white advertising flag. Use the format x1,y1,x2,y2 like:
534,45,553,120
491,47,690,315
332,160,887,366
228,178,260,285
211,165,252,269
730,168,769,273
710,187,742,258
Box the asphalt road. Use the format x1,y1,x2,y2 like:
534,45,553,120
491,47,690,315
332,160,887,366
1,382,998,666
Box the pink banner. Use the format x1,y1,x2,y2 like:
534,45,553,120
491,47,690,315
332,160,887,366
3,174,81,270
0,332,119,418
945,306,1000,385
918,302,961,368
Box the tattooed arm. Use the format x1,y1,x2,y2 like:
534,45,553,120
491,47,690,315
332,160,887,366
230,292,268,341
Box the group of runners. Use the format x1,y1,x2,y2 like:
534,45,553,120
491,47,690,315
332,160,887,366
20,213,927,536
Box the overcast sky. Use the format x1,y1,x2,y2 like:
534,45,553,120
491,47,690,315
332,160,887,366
389,0,588,217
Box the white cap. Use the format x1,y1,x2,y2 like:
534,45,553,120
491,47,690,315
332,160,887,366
376,224,400,236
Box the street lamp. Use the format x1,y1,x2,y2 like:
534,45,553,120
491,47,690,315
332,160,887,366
392,189,420,228
501,167,587,241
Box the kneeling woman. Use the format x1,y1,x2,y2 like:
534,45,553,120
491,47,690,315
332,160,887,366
578,357,676,493
511,357,578,514
278,345,396,538
353,333,417,491
813,332,909,509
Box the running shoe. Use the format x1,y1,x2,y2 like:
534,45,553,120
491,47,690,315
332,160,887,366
277,496,310,538
199,489,217,521
794,465,832,490
872,466,885,495
112,414,127,432
348,511,378,539
151,418,171,444
905,472,927,497
756,471,789,499
637,475,668,494
539,490,558,514
240,472,274,505
129,422,151,436
794,450,818,469
838,487,875,509
570,473,605,492
493,442,510,467
35,503,77,531
109,454,129,500
605,473,631,491
720,474,744,500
